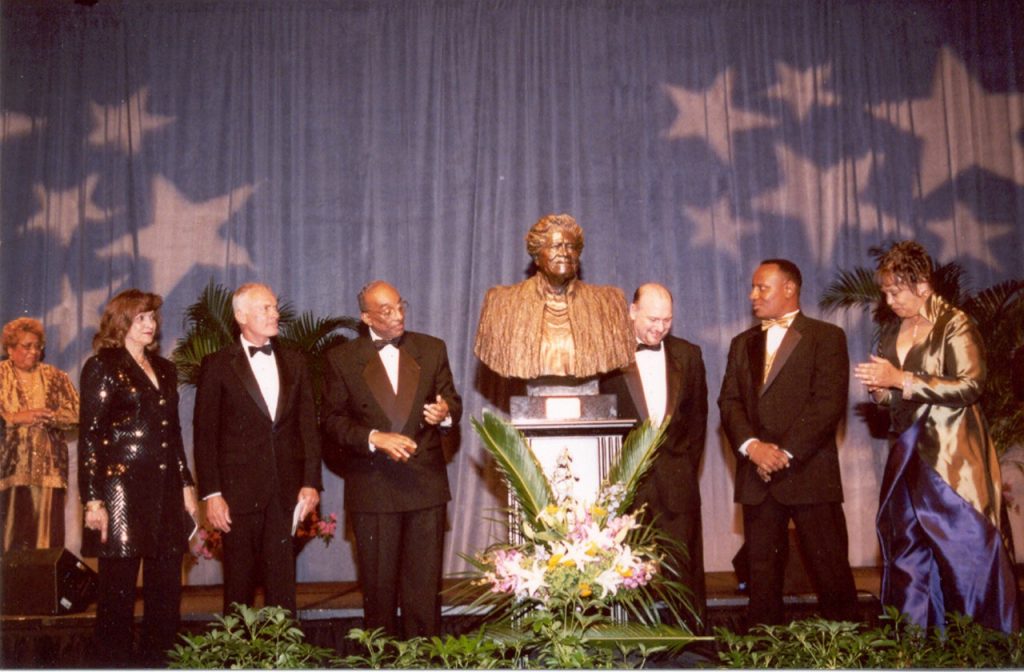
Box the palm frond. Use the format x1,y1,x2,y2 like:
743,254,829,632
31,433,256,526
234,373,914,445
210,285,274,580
932,262,969,306
818,268,881,315
604,420,666,516
471,412,552,526
172,331,232,386
279,312,360,355
180,279,237,341
962,279,1024,327
582,622,708,650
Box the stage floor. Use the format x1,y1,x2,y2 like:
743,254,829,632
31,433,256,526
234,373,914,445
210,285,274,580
0,567,887,668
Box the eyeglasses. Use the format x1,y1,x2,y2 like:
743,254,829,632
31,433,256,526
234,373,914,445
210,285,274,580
13,342,42,352
369,300,408,319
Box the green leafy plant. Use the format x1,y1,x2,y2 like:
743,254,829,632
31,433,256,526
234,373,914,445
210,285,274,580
820,245,1024,450
171,279,360,403
168,603,341,669
716,606,1024,669
340,627,523,669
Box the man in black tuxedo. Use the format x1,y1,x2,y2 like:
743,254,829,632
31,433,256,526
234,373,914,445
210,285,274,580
193,282,322,615
600,283,708,632
321,281,462,638
718,259,857,627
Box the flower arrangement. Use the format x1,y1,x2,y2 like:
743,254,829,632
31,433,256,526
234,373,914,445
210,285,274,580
295,510,338,547
478,469,659,607
461,412,704,667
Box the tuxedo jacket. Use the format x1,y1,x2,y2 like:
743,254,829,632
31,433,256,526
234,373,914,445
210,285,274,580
321,332,462,514
718,312,848,506
600,336,708,514
193,340,322,515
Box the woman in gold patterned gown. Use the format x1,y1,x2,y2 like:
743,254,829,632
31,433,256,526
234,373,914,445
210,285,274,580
0,318,79,551
854,241,1018,633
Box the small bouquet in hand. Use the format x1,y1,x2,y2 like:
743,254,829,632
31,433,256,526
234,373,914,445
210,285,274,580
189,525,223,562
296,511,338,547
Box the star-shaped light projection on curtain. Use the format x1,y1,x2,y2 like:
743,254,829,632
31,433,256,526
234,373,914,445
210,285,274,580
662,67,775,163
95,175,255,296
25,174,117,247
752,144,881,263
1,110,44,141
88,87,174,155
868,46,1024,200
766,62,837,123
683,192,746,261
45,275,128,353
924,213,1015,272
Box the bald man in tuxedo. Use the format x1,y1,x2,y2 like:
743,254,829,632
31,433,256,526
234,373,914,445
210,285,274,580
600,283,708,632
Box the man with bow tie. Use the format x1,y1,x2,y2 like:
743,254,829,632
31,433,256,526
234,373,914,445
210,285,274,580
718,259,857,628
321,280,462,638
194,282,323,615
600,283,708,633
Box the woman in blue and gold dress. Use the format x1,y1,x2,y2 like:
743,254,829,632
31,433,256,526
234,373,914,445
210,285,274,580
854,241,1018,633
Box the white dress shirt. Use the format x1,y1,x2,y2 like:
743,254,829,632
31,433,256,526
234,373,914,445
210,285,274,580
370,329,400,394
635,341,668,426
240,335,280,421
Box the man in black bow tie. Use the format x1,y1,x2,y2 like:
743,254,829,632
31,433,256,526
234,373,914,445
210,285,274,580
600,283,708,632
193,282,322,615
322,280,462,638
718,260,857,628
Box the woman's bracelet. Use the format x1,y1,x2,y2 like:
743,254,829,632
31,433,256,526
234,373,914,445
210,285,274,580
84,500,105,512
901,371,914,400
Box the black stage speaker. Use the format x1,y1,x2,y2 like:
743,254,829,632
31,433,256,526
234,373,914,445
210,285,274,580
1,548,98,615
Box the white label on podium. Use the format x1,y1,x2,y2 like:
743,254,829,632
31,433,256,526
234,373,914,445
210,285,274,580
545,396,582,420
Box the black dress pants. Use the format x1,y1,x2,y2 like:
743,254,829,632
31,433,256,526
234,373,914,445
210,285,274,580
351,505,446,639
94,554,182,668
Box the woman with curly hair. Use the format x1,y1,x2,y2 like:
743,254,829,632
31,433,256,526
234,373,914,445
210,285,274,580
0,317,79,551
79,289,197,666
854,241,1018,633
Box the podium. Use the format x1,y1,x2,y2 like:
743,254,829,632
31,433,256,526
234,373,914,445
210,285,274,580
507,378,634,542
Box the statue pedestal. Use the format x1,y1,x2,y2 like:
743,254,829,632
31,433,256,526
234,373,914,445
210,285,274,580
507,378,635,542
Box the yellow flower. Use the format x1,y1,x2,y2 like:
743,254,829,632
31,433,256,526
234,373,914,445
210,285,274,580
616,565,634,578
580,583,592,597
590,505,607,517
547,553,564,569
586,541,599,556
545,504,560,515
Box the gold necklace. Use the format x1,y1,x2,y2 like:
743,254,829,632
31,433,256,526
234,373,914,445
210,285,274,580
13,367,44,402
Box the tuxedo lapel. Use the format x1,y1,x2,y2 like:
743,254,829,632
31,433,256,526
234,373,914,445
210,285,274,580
274,343,293,424
230,344,273,420
622,361,650,421
746,330,766,394
664,344,683,417
361,348,402,431
394,345,422,433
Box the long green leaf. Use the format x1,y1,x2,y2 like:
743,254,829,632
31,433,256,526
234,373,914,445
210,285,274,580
582,622,709,649
605,419,666,515
471,412,552,526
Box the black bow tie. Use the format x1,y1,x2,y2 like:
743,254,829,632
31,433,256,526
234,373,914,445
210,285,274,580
373,337,402,351
248,343,273,358
636,342,662,353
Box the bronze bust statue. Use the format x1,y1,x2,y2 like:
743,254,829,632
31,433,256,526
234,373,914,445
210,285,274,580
474,213,634,380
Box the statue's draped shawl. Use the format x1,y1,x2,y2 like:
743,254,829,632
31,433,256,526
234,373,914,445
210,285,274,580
474,275,634,379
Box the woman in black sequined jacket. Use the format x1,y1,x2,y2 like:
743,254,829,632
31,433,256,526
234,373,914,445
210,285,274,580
78,289,197,667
